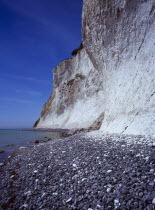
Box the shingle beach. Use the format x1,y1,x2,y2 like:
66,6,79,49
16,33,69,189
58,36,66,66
0,131,155,209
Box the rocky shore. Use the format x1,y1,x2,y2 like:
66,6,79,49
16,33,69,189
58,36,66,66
0,131,155,209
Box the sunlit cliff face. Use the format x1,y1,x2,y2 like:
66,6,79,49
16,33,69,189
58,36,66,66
35,0,155,137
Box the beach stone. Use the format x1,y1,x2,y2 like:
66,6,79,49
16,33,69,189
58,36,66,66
0,151,4,154
107,170,112,173
139,192,144,197
78,203,84,209
149,182,155,187
66,197,72,203
133,202,139,208
34,140,40,144
152,143,155,148
106,188,112,193
152,198,155,204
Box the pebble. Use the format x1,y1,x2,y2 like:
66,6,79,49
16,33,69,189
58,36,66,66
53,192,58,195
21,204,28,208
144,156,149,161
139,192,143,197
106,188,112,193
24,191,32,196
107,170,112,173
152,143,155,147
42,192,46,197
114,199,120,208
66,197,72,203
19,147,26,150
82,178,87,181
136,153,141,157
149,182,155,187
134,202,139,208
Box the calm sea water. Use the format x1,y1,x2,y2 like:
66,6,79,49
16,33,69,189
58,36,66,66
0,129,62,162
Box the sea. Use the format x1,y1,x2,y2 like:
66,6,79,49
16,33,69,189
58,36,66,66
0,129,63,163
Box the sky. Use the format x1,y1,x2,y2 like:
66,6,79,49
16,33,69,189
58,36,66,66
0,0,83,129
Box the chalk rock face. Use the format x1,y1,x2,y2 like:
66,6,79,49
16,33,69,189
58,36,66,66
35,50,104,129
35,0,155,137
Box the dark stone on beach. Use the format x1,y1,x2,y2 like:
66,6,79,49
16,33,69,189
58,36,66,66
34,140,40,144
6,144,15,147
0,150,4,154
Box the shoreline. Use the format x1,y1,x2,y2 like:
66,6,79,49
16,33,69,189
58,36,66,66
0,129,73,164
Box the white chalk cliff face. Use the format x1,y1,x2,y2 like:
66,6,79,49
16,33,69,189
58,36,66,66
35,0,155,137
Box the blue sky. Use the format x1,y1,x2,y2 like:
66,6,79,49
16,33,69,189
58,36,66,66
0,0,83,128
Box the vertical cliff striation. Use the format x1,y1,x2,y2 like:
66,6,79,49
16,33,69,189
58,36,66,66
35,0,155,137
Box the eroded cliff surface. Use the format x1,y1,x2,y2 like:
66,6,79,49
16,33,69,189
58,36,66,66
35,49,104,129
35,0,155,137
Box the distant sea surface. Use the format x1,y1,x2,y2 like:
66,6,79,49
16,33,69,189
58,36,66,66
0,129,62,163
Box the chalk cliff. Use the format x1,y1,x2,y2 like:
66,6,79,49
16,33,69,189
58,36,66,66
35,0,155,137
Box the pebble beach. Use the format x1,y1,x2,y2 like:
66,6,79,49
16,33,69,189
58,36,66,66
0,131,155,209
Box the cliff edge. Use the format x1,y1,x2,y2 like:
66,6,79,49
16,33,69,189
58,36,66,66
34,0,155,137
